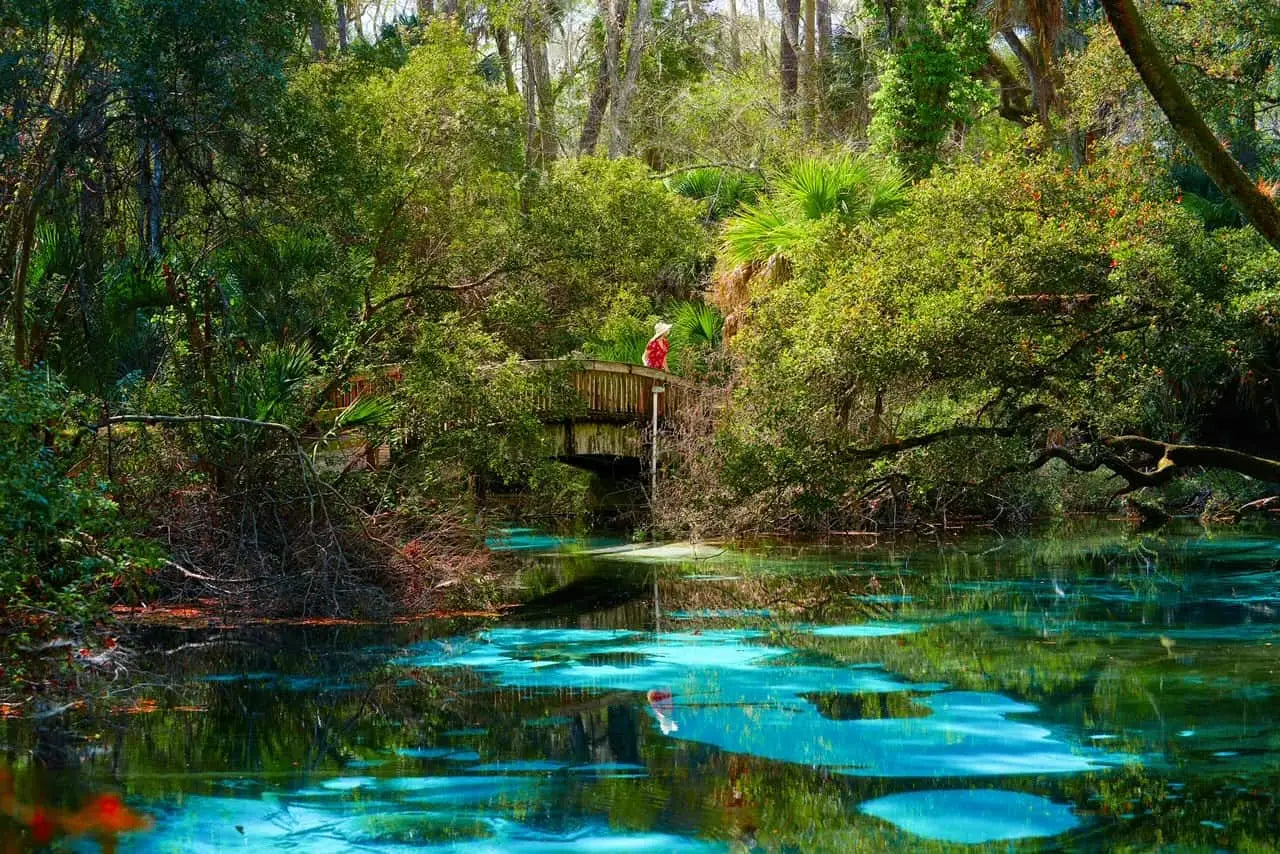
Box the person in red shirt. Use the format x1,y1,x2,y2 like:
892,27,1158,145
643,321,672,370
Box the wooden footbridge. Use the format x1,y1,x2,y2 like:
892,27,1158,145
521,359,699,475
322,359,699,476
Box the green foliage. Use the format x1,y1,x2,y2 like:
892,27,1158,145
0,367,160,648
670,300,724,349
695,150,1279,528
490,157,709,356
869,0,993,176
667,168,762,220
720,155,907,265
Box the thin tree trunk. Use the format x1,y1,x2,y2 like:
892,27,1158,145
609,0,654,157
1099,0,1280,252
532,35,557,164
757,0,767,58
336,0,349,50
11,207,35,366
522,30,541,169
495,27,519,96
521,14,556,168
148,138,163,259
136,136,151,251
1001,28,1050,125
816,0,831,64
801,0,816,134
309,20,328,56
580,0,626,153
416,0,434,16
727,0,741,69
779,0,799,117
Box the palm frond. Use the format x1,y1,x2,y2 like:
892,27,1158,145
670,300,725,348
584,327,650,364
776,156,874,221
332,394,393,430
244,343,315,421
668,167,763,219
721,201,815,265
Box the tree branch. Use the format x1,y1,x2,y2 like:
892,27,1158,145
1099,0,1280,251
846,405,1046,460
100,414,299,439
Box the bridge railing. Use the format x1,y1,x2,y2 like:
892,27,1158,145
518,359,696,420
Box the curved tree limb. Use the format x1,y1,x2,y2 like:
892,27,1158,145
1099,0,1280,251
1024,437,1280,496
846,405,1047,460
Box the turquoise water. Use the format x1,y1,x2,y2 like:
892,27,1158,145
10,524,1280,850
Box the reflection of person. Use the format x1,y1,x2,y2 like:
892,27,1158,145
646,688,678,734
643,322,672,371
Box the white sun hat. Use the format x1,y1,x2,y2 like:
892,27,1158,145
649,321,673,342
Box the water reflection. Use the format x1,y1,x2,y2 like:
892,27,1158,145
10,523,1280,851
397,627,1129,777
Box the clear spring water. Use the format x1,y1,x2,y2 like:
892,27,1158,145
11,523,1280,850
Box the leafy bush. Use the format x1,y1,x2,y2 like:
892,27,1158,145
0,367,161,651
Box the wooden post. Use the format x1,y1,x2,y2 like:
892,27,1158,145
651,384,665,505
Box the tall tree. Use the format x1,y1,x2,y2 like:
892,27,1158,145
780,0,800,116
521,4,558,167
608,0,654,155
817,0,831,63
336,0,349,50
580,0,627,153
802,0,817,133
728,0,742,69
495,26,519,96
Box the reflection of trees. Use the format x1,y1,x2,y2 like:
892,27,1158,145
9,525,1280,850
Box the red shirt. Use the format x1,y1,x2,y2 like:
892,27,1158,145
644,337,670,370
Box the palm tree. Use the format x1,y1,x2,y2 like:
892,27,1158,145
713,155,908,336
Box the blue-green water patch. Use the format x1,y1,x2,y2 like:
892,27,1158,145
859,789,1082,844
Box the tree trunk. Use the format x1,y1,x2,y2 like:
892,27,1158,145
522,30,541,169
336,0,349,50
727,0,741,69
757,0,768,62
532,35,557,164
309,20,328,56
417,0,434,16
1001,28,1051,125
521,14,557,168
609,0,654,157
801,0,816,134
1099,0,1280,252
10,207,35,366
779,0,799,118
148,138,163,259
985,47,1034,126
495,27,519,97
136,136,152,252
580,0,627,153
816,0,831,65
